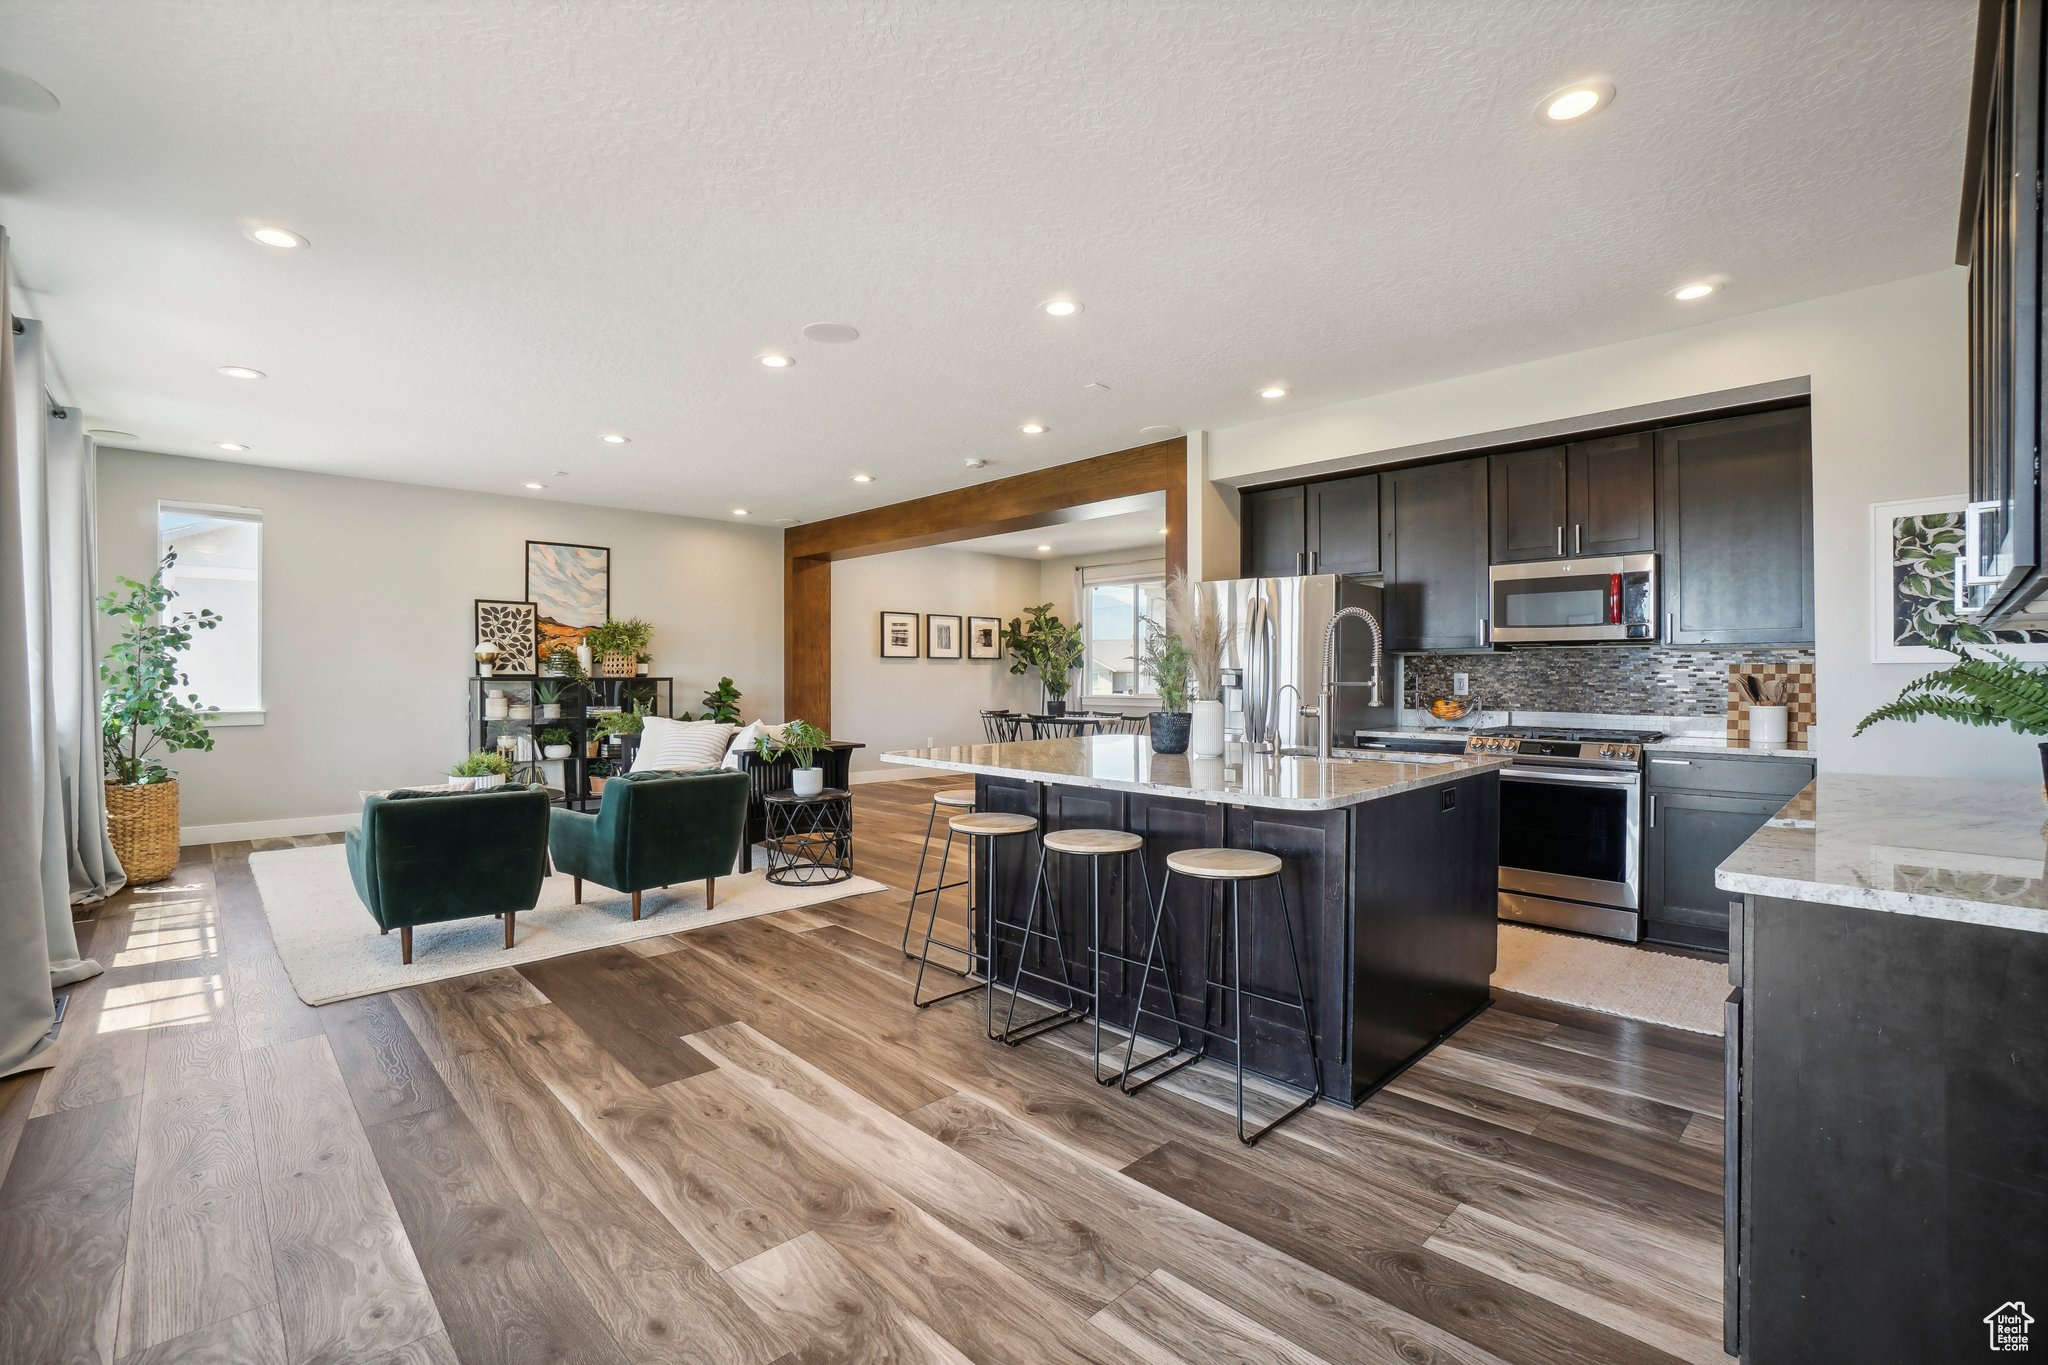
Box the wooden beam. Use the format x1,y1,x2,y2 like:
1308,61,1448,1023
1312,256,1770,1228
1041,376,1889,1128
783,438,1188,734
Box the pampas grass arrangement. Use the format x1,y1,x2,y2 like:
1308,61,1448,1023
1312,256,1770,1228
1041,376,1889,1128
1164,571,1223,702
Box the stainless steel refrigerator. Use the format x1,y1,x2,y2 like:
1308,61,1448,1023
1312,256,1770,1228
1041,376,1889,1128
1199,574,1393,752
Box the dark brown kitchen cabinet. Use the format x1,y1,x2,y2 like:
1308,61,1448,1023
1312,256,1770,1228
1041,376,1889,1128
1306,473,1380,575
1241,473,1379,577
1490,435,1654,563
1241,485,1307,577
1643,753,1811,952
1567,432,1656,556
1380,457,1490,651
1658,409,1814,645
1489,446,1569,563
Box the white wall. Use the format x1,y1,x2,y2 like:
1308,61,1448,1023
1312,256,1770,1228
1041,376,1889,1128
97,449,786,837
831,546,1043,777
1205,269,2007,781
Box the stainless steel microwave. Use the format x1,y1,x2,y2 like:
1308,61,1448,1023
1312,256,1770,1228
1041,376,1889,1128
1487,554,1657,644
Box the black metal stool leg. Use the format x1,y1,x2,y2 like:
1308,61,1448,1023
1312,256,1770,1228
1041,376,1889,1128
996,845,1085,1045
1118,867,1204,1094
903,799,942,956
1236,871,1320,1145
1276,868,1325,1102
912,826,978,1009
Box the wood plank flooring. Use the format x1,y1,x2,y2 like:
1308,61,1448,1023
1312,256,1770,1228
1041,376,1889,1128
0,777,1730,1364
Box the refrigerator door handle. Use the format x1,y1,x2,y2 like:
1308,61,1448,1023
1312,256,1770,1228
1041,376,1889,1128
1243,591,1275,748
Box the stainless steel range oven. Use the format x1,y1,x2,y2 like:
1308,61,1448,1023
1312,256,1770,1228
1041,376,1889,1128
1467,727,1654,941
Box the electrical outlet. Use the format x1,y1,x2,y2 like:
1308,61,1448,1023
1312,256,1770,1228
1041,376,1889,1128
1453,672,1470,696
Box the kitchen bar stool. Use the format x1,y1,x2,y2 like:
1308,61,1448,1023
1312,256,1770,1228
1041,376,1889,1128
1120,847,1323,1145
913,809,1036,1010
901,787,978,956
1012,827,1174,1084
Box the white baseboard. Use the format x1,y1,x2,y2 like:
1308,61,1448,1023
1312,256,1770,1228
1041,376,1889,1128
180,812,357,846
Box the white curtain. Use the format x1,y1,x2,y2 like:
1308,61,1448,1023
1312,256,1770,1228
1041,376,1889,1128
49,403,123,902
1,234,105,1077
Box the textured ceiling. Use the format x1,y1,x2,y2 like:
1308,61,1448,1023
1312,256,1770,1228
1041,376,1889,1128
0,0,1976,522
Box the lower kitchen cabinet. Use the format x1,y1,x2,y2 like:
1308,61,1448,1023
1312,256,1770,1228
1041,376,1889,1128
1643,754,1813,951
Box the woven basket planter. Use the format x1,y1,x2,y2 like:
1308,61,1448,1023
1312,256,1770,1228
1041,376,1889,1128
106,779,180,884
597,652,636,678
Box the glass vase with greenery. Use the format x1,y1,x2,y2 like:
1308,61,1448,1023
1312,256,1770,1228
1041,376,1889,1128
1000,604,1085,713
1857,647,2048,794
99,552,221,786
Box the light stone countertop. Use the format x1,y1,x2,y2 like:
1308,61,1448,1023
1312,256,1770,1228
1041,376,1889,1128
1716,774,2048,934
1650,733,1815,758
881,735,1508,812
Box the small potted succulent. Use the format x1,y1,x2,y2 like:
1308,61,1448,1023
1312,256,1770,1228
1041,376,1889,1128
1141,617,1192,755
448,749,512,791
635,651,652,677
534,678,569,721
756,718,831,797
539,726,574,760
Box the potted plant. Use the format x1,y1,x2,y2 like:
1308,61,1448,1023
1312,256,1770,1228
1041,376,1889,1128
534,678,568,721
756,718,831,797
1858,647,2048,797
448,749,512,791
539,726,574,760
699,675,743,724
585,617,652,678
1165,572,1225,757
1141,616,1193,755
543,644,583,679
1001,604,1085,715
592,700,649,762
98,553,221,884
635,651,652,677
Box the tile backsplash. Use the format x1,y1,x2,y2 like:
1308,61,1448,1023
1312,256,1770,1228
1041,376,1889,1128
1401,646,1818,719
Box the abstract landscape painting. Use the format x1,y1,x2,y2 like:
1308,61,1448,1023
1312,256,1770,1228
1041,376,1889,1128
526,540,610,658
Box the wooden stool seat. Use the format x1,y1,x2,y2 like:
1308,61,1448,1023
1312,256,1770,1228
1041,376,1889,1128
1165,847,1283,881
949,811,1038,838
1043,828,1143,856
932,787,978,809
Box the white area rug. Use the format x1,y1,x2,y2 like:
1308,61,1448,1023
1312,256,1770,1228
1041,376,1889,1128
1492,925,1727,1035
249,843,885,1005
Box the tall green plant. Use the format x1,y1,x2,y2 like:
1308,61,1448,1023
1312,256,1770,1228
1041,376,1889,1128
1141,619,1192,713
1000,604,1085,701
98,553,221,785
1856,647,2048,737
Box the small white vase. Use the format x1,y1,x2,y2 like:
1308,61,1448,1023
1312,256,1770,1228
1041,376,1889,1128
575,644,593,674
472,774,507,790
791,766,825,798
539,703,561,720
483,696,510,721
507,704,533,722
444,775,475,791
1190,699,1226,758
543,745,571,760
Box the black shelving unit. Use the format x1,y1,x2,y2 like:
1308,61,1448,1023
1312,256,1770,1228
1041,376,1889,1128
466,673,673,810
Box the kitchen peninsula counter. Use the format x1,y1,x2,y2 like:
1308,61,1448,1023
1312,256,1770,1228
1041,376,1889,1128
883,736,1505,1106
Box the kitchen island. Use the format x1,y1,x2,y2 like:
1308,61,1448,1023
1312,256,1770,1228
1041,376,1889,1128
883,735,1507,1106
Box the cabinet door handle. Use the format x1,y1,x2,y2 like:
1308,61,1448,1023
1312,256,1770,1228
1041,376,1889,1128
1650,757,1695,765
1665,609,1674,642
1295,551,1305,575
1574,523,1582,554
1649,793,1658,828
1307,549,1317,574
1556,525,1563,556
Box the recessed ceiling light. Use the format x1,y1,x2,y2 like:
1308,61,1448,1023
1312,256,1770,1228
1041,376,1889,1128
524,482,546,490
243,224,308,250
732,508,750,517
215,442,249,452
218,365,266,380
600,433,630,445
801,322,861,344
1037,544,1052,553
1140,424,1183,439
1040,298,1082,318
1019,422,1048,435
964,457,988,469
1671,281,1718,301
758,353,794,369
1538,80,1614,124
87,428,137,442
851,472,875,483
0,68,61,114
1259,385,1289,399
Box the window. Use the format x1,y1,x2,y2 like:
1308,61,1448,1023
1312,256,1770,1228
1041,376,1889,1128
1079,569,1164,701
157,502,263,723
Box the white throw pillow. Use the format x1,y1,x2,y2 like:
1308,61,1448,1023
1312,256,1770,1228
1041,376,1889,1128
631,716,738,773
723,720,790,769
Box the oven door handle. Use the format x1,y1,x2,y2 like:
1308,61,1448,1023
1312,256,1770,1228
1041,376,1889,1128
1499,765,1640,788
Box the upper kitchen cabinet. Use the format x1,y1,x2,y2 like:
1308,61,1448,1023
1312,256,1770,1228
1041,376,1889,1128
1240,472,1380,577
1490,435,1655,563
1657,408,1815,645
1306,473,1381,575
1381,457,1490,651
1241,485,1307,577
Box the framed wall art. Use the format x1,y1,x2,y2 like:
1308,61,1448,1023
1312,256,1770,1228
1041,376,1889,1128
880,610,919,658
1869,497,2048,663
968,615,1002,659
526,540,610,659
927,613,962,659
473,599,538,674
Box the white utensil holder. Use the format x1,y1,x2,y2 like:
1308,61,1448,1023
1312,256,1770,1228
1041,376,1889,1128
1747,704,1789,746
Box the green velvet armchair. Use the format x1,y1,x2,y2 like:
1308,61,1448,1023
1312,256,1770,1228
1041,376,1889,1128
346,784,552,964
549,768,749,919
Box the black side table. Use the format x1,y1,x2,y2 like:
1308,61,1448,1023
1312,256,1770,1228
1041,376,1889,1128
762,788,853,886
